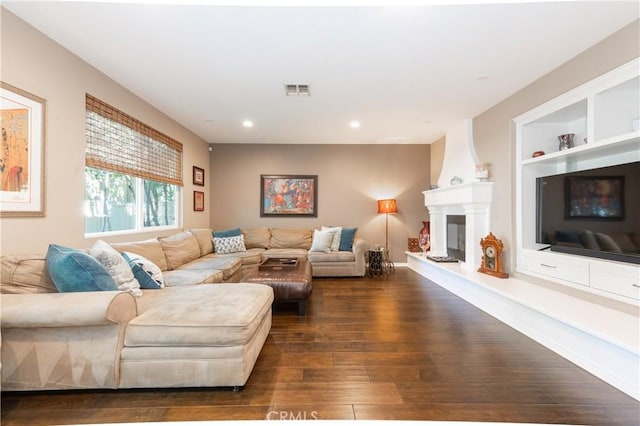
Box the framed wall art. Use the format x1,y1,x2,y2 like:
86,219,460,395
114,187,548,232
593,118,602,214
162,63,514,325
193,166,205,186
565,176,624,220
260,174,317,217
193,190,205,211
0,82,46,217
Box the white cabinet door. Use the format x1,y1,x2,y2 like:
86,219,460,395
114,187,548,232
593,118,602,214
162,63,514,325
520,249,590,286
590,261,640,300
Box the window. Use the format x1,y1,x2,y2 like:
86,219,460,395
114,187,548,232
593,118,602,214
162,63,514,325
84,95,183,235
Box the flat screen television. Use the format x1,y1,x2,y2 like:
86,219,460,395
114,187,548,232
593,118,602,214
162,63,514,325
536,161,640,265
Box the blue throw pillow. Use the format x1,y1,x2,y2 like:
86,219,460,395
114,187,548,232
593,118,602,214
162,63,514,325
339,227,357,251
212,227,242,238
46,244,118,293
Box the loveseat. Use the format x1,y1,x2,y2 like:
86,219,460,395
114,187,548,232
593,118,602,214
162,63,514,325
0,226,370,391
207,226,372,278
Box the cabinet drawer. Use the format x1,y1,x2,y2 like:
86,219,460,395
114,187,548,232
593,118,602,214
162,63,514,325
520,250,590,286
590,262,640,300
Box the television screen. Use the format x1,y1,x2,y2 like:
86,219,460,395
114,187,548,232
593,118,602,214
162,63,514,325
536,161,640,264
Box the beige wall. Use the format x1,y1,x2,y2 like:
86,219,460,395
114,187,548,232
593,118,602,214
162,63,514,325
0,9,211,255
473,19,639,272
209,144,430,262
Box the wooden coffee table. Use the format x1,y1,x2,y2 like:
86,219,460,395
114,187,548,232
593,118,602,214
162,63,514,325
244,258,312,316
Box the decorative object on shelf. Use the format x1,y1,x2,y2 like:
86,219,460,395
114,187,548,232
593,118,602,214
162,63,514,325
450,176,463,185
377,198,398,251
192,166,205,186
583,138,588,144
557,133,575,151
418,221,430,254
475,163,490,181
478,232,508,278
0,82,46,217
408,238,420,253
532,150,545,158
193,191,205,211
260,175,317,217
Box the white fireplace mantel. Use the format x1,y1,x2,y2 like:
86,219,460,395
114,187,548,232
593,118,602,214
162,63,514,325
423,181,493,270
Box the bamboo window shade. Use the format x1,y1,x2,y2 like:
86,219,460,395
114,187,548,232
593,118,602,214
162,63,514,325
85,94,183,186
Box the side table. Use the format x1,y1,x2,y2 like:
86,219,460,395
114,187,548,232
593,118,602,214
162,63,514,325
366,248,394,277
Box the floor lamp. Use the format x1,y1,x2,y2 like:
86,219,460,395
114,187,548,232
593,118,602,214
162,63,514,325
377,198,398,251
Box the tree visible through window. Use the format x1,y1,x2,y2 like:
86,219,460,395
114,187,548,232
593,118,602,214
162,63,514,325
84,95,182,235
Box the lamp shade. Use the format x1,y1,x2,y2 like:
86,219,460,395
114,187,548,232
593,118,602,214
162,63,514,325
377,199,397,214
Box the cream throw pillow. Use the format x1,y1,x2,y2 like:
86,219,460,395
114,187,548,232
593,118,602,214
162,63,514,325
90,240,142,296
310,229,333,253
321,226,342,251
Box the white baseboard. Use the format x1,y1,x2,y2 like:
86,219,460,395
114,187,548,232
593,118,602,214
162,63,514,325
406,252,640,400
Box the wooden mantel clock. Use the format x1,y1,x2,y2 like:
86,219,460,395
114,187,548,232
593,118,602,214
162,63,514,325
478,232,509,278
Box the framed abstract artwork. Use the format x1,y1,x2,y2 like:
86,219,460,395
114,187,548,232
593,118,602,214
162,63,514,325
0,82,46,217
193,191,205,211
260,174,317,217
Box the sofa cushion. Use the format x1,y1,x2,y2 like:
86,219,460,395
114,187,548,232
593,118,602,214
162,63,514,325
310,229,333,253
213,227,242,238
123,252,165,289
188,228,214,257
213,235,247,254
1,254,57,294
159,231,201,270
163,269,224,286
270,228,312,249
110,238,169,272
213,248,264,267
339,227,357,251
321,226,342,251
307,251,356,263
242,227,271,249
263,248,308,259
126,284,274,347
46,244,118,293
179,255,242,281
90,240,142,297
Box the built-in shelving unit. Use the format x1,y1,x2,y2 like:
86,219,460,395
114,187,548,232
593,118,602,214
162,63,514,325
514,58,640,303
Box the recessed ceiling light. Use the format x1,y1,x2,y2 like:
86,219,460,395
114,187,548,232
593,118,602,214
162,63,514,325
242,120,254,128
350,121,361,129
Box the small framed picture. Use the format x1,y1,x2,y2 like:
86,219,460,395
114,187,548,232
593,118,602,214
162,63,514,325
193,191,205,211
193,166,205,186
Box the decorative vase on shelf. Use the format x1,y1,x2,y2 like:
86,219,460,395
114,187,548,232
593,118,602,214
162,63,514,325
450,176,463,185
418,221,430,255
557,133,575,151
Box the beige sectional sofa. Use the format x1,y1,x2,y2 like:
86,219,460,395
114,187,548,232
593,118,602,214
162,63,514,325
0,226,370,391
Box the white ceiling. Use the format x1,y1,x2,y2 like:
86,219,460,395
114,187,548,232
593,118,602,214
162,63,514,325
3,1,639,144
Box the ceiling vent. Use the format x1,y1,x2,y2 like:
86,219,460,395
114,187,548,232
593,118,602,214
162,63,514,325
285,84,310,96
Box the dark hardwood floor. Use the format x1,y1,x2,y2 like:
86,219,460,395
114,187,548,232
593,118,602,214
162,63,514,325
2,268,639,425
